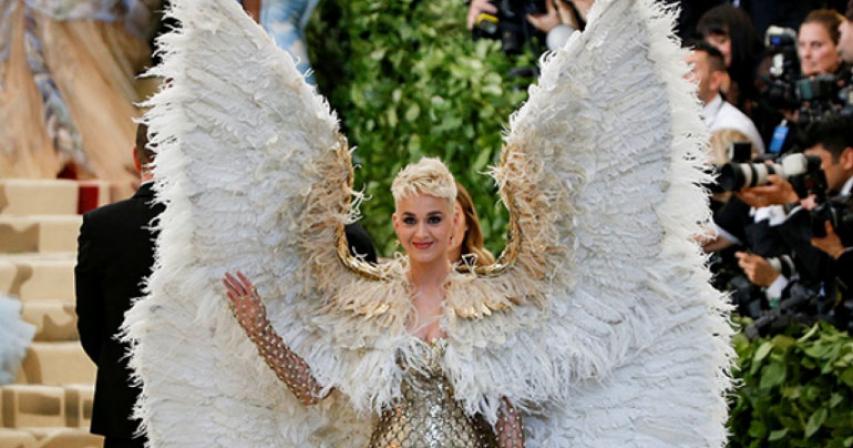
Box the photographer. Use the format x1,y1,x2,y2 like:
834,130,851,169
736,116,853,328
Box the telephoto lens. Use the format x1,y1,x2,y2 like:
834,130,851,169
717,161,784,191
716,154,817,192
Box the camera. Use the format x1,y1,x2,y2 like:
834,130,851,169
472,0,547,54
797,73,853,125
715,153,825,192
760,27,853,126
762,26,800,110
744,283,822,338
809,194,853,239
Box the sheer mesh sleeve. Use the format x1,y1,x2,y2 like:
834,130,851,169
495,397,525,448
232,295,326,406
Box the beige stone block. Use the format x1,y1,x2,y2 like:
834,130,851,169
0,258,75,302
26,428,103,448
0,180,78,216
0,216,82,254
16,343,95,386
0,429,38,448
0,385,65,428
63,385,94,429
20,302,78,342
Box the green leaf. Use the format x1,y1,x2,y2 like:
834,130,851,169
760,362,787,390
805,408,828,438
748,419,767,438
805,343,831,359
386,108,398,128
404,103,420,121
755,341,774,364
772,335,797,351
769,428,789,441
841,366,853,387
798,324,820,343
370,48,386,61
781,386,801,399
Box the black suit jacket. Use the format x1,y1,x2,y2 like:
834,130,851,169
75,182,164,438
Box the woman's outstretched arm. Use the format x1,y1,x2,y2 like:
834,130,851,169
495,397,525,448
223,271,326,405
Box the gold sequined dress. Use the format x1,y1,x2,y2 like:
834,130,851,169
367,339,497,448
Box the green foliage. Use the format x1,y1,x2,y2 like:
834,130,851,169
307,0,536,255
729,322,853,448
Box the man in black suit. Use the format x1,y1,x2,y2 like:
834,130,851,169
75,124,163,448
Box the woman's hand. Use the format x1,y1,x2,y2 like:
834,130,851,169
223,271,266,328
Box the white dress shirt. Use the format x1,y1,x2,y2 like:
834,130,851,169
703,94,766,156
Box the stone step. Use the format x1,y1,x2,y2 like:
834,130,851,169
0,385,94,432
0,385,65,428
23,428,102,448
0,215,82,254
0,257,75,302
62,385,94,430
0,180,78,216
15,343,96,386
0,429,38,448
20,301,78,342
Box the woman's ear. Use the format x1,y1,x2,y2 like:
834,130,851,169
391,211,399,232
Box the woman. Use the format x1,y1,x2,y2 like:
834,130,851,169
449,182,496,267
797,9,844,77
223,158,523,447
697,5,764,113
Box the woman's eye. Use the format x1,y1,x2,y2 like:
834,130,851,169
403,217,416,225
427,216,442,224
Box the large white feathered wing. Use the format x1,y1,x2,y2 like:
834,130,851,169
121,0,372,446
443,0,733,446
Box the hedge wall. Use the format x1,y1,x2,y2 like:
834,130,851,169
729,322,853,447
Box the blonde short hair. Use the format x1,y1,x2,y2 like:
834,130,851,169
391,157,457,205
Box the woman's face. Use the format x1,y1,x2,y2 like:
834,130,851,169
447,201,467,262
705,33,732,67
798,22,841,76
393,194,457,265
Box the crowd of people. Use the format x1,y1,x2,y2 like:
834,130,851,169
684,3,853,335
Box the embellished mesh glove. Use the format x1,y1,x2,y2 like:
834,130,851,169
223,272,326,405
496,397,525,448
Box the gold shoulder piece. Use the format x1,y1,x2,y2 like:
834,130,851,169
333,138,388,281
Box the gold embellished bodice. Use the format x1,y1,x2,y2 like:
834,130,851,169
367,340,497,448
